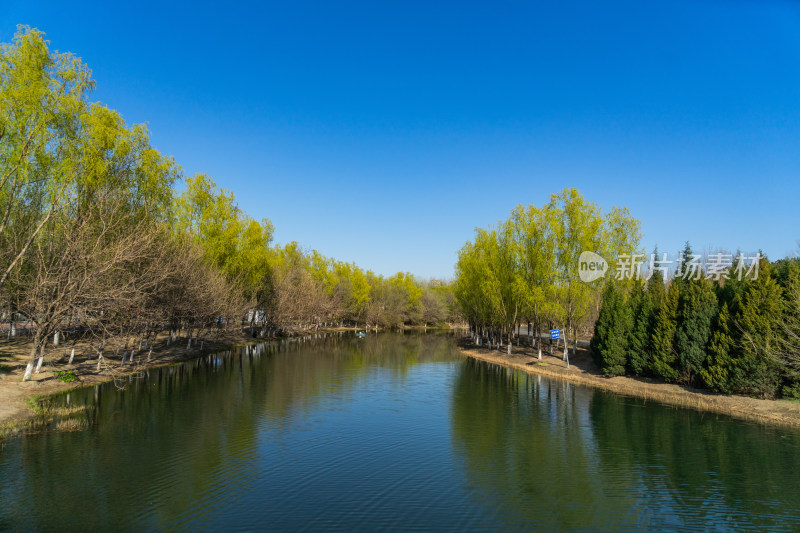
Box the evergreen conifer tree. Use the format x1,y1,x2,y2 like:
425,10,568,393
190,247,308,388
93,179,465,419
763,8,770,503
775,259,800,397
627,281,653,375
700,303,735,393
651,280,680,382
732,258,783,398
676,277,718,385
591,281,632,376
647,246,666,310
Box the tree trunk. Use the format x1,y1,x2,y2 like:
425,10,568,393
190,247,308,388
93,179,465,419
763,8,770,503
35,349,44,373
23,329,44,381
23,348,37,381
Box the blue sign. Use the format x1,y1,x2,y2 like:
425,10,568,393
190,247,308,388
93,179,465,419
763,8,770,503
550,329,560,340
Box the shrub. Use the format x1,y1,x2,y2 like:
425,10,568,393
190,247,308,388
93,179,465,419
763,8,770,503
53,370,78,383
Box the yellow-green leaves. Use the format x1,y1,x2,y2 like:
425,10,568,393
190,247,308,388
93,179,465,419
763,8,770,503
175,173,274,302
455,188,642,337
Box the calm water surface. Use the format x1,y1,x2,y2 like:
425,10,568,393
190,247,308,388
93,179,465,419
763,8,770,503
2,332,800,531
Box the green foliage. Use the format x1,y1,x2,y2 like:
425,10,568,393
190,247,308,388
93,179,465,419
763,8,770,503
455,188,642,344
0,26,457,387
0,363,10,372
591,281,632,376
774,258,800,396
675,277,718,385
53,370,78,383
731,258,783,398
584,246,800,399
700,303,736,393
650,281,680,382
626,282,654,376
25,395,48,414
175,173,274,303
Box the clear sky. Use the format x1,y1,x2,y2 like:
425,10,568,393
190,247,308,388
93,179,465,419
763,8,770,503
3,0,799,278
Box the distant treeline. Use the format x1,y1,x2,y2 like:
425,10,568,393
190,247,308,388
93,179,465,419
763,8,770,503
0,27,460,379
591,244,800,399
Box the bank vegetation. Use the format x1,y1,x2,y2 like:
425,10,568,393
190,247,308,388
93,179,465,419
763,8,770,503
0,27,461,382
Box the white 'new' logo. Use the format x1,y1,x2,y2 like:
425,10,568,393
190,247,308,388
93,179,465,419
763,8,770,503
578,251,608,282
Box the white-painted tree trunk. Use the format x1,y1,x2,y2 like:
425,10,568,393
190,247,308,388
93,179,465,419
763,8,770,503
121,351,127,365
186,338,191,350
507,343,512,355
68,348,75,364
23,362,34,381
147,348,152,360
53,331,60,346
35,354,44,373
97,355,103,371
538,346,542,360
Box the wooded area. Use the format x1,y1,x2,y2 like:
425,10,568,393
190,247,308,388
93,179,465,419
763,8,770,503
0,27,461,381
591,244,800,399
453,188,641,356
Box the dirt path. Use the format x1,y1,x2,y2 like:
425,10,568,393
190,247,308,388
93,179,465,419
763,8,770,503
457,336,800,429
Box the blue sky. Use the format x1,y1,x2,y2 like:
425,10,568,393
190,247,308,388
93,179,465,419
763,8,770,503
3,0,799,278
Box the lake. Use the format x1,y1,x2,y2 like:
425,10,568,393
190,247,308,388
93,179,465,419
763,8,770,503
2,332,799,531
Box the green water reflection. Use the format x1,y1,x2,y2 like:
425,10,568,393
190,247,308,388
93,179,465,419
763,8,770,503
451,358,800,531
1,333,799,531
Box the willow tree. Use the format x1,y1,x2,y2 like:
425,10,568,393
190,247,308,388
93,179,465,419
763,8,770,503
174,173,274,326
0,27,94,295
548,189,641,356
510,204,556,351
454,240,491,343
334,261,371,324
459,227,515,348
455,188,641,357
16,102,178,379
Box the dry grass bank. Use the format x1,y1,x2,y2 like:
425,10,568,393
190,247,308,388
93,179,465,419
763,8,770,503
457,336,800,429
0,330,262,433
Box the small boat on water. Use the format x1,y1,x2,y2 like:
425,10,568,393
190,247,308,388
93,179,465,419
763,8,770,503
356,331,366,338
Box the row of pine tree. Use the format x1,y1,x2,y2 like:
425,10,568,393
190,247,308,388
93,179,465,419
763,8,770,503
590,245,800,399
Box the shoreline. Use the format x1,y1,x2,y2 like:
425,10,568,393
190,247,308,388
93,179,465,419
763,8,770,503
7,329,795,436
0,325,461,435
0,328,363,435
0,332,257,435
456,337,800,429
